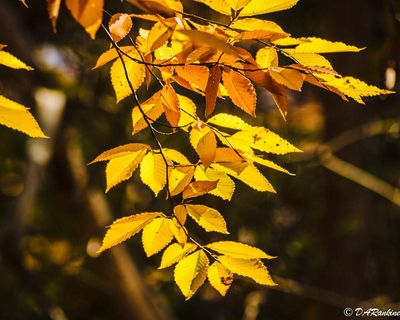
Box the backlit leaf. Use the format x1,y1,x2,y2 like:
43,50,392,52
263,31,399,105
109,13,133,42
194,166,235,200
159,243,197,269
239,0,299,16
169,166,195,196
207,113,253,131
105,148,148,192
65,0,103,39
195,0,232,15
93,46,135,69
0,95,47,138
142,217,174,257
111,54,145,102
47,0,61,32
207,241,275,259
268,67,305,91
174,250,209,299
184,204,229,234
205,65,222,117
291,37,364,54
207,261,233,296
182,180,219,199
218,256,276,285
140,152,167,196
222,69,256,116
0,50,33,70
98,212,162,253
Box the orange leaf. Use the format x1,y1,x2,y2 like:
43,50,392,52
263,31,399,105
158,85,180,127
222,68,256,116
109,14,133,42
47,0,61,32
146,20,176,53
182,181,219,199
205,65,221,117
175,65,209,92
65,0,104,39
197,130,217,168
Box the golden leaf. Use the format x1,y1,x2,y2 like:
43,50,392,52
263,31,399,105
140,152,167,196
182,180,219,199
111,55,145,102
195,0,232,15
256,47,279,69
207,113,253,131
207,241,275,259
0,50,33,70
207,261,233,296
184,204,229,234
169,166,195,196
159,243,197,269
142,217,174,257
98,212,162,253
194,166,235,200
47,0,61,32
105,148,148,192
158,84,181,127
0,95,47,138
218,256,276,285
268,67,305,91
174,250,209,299
93,46,136,69
65,0,103,39
239,0,299,16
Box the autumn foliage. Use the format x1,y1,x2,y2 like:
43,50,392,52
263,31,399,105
3,0,393,300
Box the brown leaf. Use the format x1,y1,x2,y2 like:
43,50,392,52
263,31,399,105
222,68,256,117
109,13,133,42
205,65,222,117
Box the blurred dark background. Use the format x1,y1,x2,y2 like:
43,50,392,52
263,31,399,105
0,0,399,319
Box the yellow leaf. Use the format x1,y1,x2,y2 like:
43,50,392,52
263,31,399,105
207,261,233,296
291,37,364,54
93,46,136,69
142,217,174,257
207,241,275,259
47,0,61,32
146,20,176,53
132,91,164,134
195,0,232,15
174,205,188,225
109,13,133,42
222,69,256,117
0,51,33,70
105,148,148,192
177,94,197,128
159,243,197,269
0,95,47,138
239,0,299,16
283,50,333,69
194,166,235,200
214,148,249,174
268,67,305,91
190,125,217,168
247,154,293,175
163,148,191,165
184,204,229,234
207,113,252,131
127,0,182,16
169,166,195,196
218,256,276,285
98,212,161,253
182,180,219,199
89,143,150,164
226,0,252,10
226,127,301,155
140,152,167,196
213,163,275,192
256,47,279,69
235,29,288,42
231,18,286,34
174,250,209,299
323,76,394,104
65,0,103,39
169,218,188,245
111,55,145,103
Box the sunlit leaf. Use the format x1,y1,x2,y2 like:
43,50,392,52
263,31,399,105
207,261,233,296
98,212,162,253
140,152,167,196
184,204,229,234
159,242,197,269
207,241,275,259
142,217,174,256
